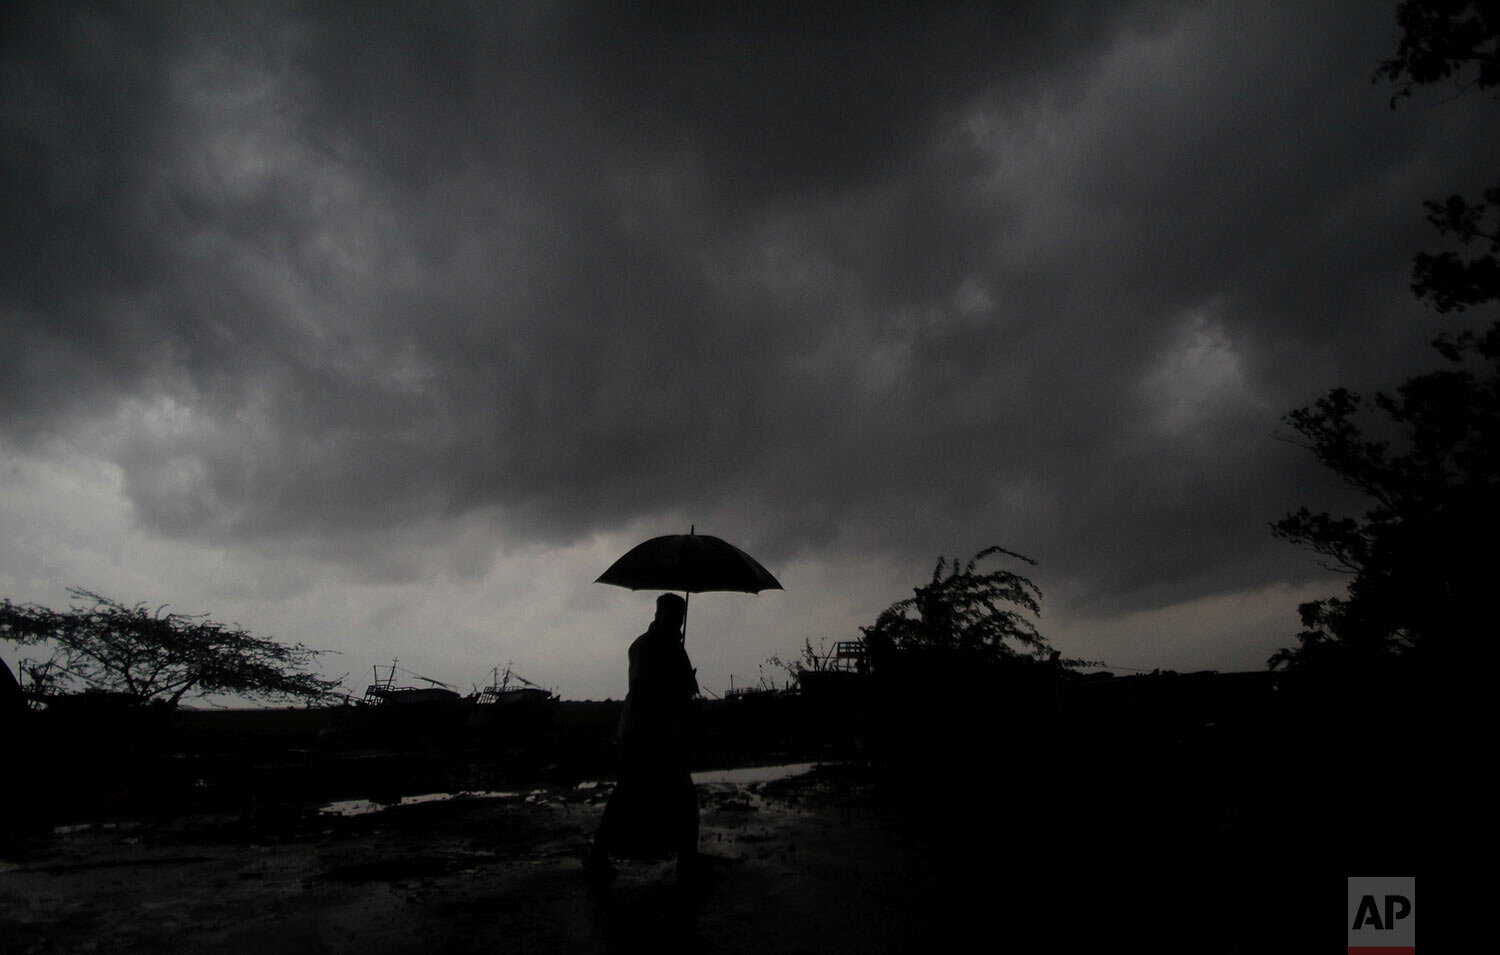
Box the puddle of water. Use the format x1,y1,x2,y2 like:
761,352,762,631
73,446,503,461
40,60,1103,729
691,762,820,786
317,790,520,817
314,763,823,817
51,821,135,836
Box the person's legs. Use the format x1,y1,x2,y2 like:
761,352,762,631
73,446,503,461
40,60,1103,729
673,773,700,883
586,784,624,883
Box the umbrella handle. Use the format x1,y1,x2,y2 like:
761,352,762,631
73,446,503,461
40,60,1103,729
683,524,693,644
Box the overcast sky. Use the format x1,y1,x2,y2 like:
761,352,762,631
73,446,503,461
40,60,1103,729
3,1,1495,702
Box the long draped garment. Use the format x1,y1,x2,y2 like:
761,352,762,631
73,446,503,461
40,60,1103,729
597,621,699,858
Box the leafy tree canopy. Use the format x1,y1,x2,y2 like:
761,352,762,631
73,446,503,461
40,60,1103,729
0,588,343,706
1376,0,1498,101
1273,0,1498,673
1377,1,1500,314
861,546,1078,669
1271,328,1498,671
1410,186,1500,313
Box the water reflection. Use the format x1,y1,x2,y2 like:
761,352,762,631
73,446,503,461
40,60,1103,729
314,762,822,817
318,790,520,817
691,762,819,786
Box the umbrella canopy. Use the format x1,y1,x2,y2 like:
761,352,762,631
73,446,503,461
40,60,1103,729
594,531,783,594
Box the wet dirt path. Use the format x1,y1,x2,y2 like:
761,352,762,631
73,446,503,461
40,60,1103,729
2,766,928,954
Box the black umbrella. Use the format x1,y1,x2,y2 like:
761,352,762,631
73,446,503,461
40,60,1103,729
594,527,782,641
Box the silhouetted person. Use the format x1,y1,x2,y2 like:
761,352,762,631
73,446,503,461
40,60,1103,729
1,659,31,859
587,593,700,884
0,659,22,717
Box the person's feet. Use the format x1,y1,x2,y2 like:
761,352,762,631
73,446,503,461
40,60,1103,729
675,850,701,885
583,850,616,887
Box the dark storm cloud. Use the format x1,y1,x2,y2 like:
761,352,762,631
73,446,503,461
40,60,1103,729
3,2,1495,611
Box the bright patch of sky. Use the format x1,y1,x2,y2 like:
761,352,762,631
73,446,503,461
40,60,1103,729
1143,309,1268,436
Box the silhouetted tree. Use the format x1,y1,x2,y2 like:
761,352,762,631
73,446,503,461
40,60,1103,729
1378,0,1498,315
861,546,1067,668
1377,0,1498,103
0,588,343,706
1407,186,1500,313
1271,330,1498,671
1272,0,1499,672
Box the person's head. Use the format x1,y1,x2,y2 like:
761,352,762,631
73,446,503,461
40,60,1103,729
654,593,686,631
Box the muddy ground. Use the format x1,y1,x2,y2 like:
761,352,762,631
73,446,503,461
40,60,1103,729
0,753,1420,954
1,765,963,954
0,678,1460,952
